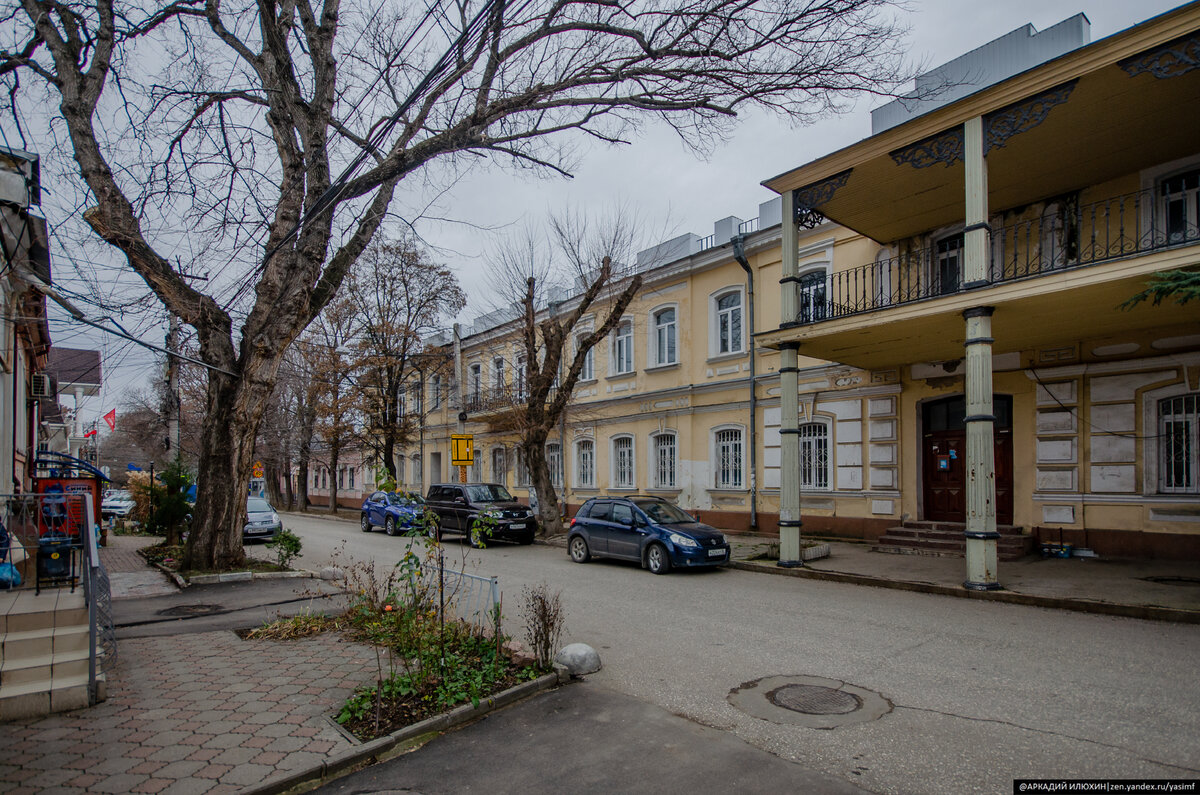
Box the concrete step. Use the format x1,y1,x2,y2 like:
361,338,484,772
1,648,91,687
0,672,105,720
899,521,1026,536
1,625,90,663
0,589,87,634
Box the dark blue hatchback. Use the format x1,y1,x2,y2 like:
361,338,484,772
567,496,730,574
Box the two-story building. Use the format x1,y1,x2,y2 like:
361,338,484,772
760,4,1200,583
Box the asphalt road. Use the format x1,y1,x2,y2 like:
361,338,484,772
285,511,1200,795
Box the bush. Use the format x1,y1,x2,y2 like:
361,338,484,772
520,583,566,669
265,529,302,570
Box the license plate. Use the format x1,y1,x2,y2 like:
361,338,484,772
509,523,526,530
707,549,726,558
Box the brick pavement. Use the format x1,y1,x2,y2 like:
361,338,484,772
0,629,377,794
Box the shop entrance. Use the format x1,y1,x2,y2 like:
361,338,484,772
921,395,1013,525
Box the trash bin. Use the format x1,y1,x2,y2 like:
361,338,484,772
36,533,76,594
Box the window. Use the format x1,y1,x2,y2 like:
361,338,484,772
1159,393,1198,494
577,337,595,381
1160,169,1199,245
516,354,528,402
348,466,355,489
652,433,677,489
714,291,743,354
576,439,595,487
515,447,530,486
322,468,328,489
312,471,319,489
798,270,828,323
468,363,482,400
934,234,963,295
798,423,830,490
652,308,677,366
492,447,507,483
612,436,635,488
469,454,481,482
397,457,405,484
611,320,634,375
714,428,743,489
546,443,563,488
431,451,442,483
430,374,442,409
411,383,422,415
411,455,422,487
612,502,633,525
493,357,506,390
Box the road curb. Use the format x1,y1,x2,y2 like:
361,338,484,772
244,670,563,795
727,560,1200,624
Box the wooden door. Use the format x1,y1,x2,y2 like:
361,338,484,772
922,396,1014,524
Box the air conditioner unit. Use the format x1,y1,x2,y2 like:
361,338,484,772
30,373,52,398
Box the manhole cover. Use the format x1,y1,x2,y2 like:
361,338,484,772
157,604,224,617
1141,576,1200,586
769,684,861,715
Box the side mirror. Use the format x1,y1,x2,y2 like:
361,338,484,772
454,496,466,505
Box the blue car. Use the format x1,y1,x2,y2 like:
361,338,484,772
567,496,730,574
361,491,427,537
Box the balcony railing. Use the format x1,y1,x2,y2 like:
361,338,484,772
462,385,558,415
791,185,1200,326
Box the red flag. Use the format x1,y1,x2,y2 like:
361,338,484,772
103,409,116,431
84,428,97,438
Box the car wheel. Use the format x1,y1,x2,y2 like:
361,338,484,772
361,513,371,532
427,521,441,542
569,535,591,563
647,543,671,575
468,527,486,549
519,531,535,546
385,516,398,537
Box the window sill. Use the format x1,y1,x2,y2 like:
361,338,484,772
644,362,680,373
607,487,638,492
645,488,682,495
606,371,636,381
575,378,598,386
706,488,749,495
707,351,747,365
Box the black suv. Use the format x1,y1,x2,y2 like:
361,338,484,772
424,483,537,546
568,495,729,574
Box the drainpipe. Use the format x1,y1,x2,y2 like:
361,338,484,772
732,234,758,531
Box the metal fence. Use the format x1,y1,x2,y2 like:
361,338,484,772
415,555,501,631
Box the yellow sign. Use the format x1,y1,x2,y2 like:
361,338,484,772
252,460,264,478
451,434,474,466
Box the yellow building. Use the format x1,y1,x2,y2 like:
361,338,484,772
760,4,1200,578
402,6,1200,573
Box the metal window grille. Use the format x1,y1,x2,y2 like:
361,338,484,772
799,423,830,490
614,437,634,487
1159,393,1199,494
715,429,743,489
412,456,422,487
516,448,530,486
654,434,676,488
546,444,563,488
577,440,594,486
655,309,676,365
492,448,506,482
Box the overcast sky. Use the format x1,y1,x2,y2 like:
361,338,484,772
53,0,1184,425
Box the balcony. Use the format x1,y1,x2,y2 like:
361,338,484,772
462,385,558,417
795,185,1200,327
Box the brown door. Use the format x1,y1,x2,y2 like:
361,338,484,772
922,396,1013,525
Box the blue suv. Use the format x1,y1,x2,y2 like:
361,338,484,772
568,496,730,574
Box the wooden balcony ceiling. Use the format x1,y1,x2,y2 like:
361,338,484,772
764,4,1200,245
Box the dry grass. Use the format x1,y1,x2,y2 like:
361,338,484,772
243,610,341,640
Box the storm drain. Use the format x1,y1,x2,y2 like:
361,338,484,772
157,604,225,617
729,675,891,729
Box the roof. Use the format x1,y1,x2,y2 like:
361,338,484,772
47,347,102,388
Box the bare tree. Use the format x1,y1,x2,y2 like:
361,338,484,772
306,297,359,513
4,0,908,568
348,237,465,480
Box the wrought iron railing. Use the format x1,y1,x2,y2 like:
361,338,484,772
463,385,558,414
792,185,1200,325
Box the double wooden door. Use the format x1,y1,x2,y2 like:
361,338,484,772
922,395,1013,525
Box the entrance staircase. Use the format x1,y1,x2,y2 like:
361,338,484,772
0,587,105,719
874,521,1035,561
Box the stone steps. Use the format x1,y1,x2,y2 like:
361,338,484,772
875,522,1035,562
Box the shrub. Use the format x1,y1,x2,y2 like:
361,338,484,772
265,529,302,570
520,583,566,670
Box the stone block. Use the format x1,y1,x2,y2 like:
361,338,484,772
1036,468,1076,491
554,643,601,676
1089,435,1135,464
1090,465,1136,493
869,420,896,441
1037,439,1075,463
1041,505,1075,524
836,420,862,443
871,499,894,515
1092,403,1135,432
1037,411,1075,433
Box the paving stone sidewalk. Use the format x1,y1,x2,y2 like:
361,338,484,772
102,536,179,600
0,629,376,794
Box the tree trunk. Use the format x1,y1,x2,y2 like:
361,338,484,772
382,430,397,483
264,460,285,507
297,397,315,512
184,366,278,570
329,441,341,514
284,454,295,510
523,432,563,536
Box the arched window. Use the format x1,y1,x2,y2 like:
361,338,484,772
712,289,744,355
491,447,507,484
575,439,595,488
611,320,634,375
546,443,563,488
411,455,422,488
651,307,677,366
651,432,677,489
612,435,635,488
1159,392,1199,494
798,270,827,323
798,422,830,490
712,427,744,489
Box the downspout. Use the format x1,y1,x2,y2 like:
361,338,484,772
732,234,757,531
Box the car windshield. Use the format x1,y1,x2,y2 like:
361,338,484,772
386,493,423,506
634,499,697,524
105,491,132,502
247,498,273,513
465,484,513,503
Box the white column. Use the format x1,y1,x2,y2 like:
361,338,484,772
962,116,1000,590
777,188,803,566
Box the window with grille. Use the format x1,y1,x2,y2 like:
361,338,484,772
546,443,563,488
348,466,355,489
612,321,634,374
1159,393,1198,494
716,292,743,354
799,423,830,490
411,456,422,487
1161,169,1200,245
653,308,677,366
613,436,634,488
430,375,441,409
653,433,676,488
470,455,481,482
492,448,507,483
714,428,743,489
576,439,595,487
515,448,530,486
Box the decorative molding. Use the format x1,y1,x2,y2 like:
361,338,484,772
889,126,963,169
983,80,1076,152
792,170,851,229
1119,33,1200,79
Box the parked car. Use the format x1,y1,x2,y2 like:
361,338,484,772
567,496,730,574
361,491,427,536
243,496,282,543
101,490,136,521
424,483,536,546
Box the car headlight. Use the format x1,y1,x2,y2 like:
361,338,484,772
485,510,501,519
270,512,280,523
668,533,699,548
